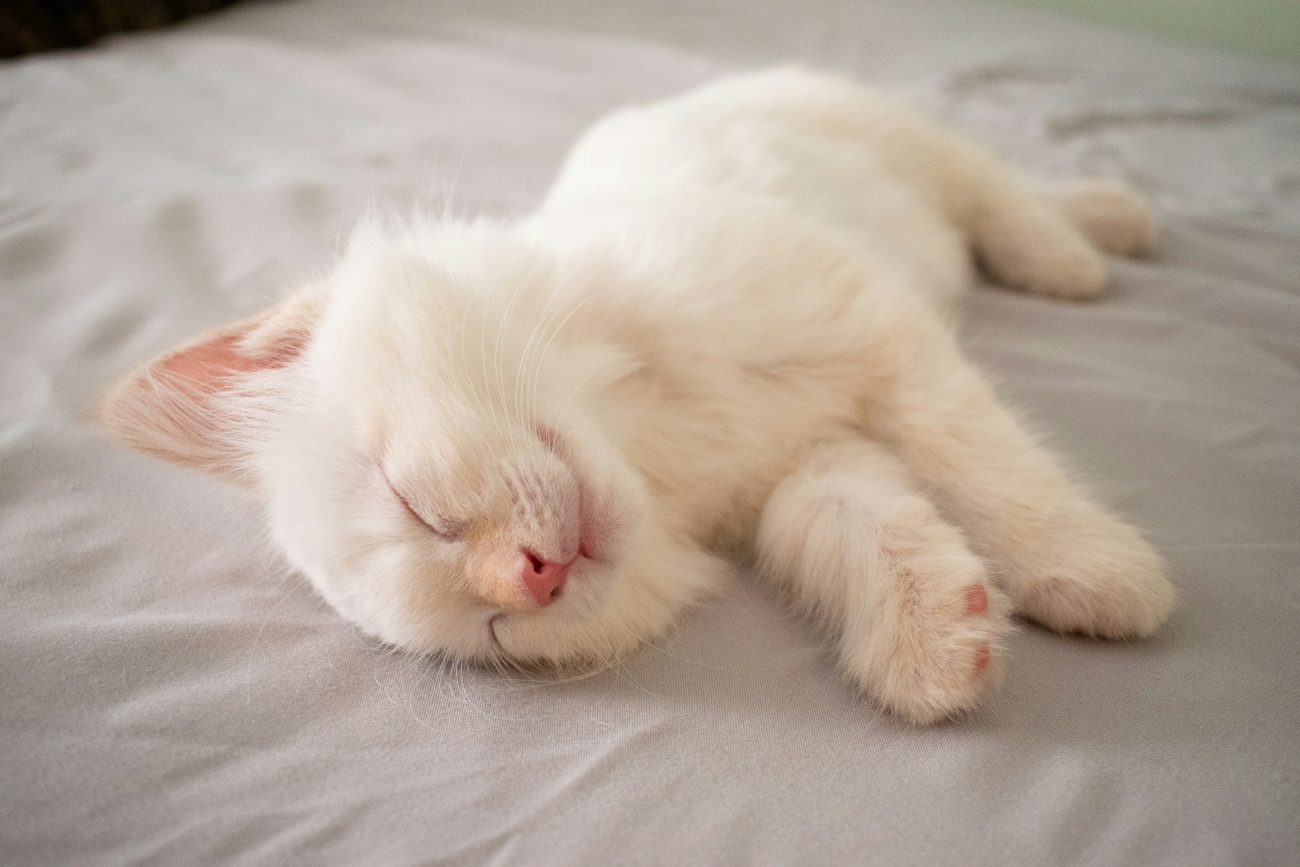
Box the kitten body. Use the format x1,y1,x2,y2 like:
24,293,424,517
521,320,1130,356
103,68,1174,723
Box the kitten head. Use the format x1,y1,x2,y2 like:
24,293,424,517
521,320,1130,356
102,220,722,670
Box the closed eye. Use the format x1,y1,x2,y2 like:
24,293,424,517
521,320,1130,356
382,472,463,542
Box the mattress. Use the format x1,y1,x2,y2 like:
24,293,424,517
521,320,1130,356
2,1,1298,864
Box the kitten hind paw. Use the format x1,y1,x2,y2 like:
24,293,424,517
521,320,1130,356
1046,179,1156,257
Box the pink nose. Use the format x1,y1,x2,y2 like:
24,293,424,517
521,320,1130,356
519,549,571,607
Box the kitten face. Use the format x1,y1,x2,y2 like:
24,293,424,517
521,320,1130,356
102,213,727,671
253,225,678,667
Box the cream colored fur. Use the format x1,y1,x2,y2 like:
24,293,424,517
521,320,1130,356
101,68,1174,724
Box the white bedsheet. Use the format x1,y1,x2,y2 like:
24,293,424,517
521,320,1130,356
2,1,1298,864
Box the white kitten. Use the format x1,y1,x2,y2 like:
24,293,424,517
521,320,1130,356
102,68,1174,724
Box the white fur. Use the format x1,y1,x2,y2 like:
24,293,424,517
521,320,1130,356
102,68,1174,724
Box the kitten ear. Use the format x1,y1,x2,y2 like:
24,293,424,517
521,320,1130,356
100,288,324,484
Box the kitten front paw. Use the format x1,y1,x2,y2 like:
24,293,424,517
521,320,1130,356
1009,513,1175,639
843,559,1014,725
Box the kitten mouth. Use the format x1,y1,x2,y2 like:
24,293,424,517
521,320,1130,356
487,613,507,652
534,422,564,455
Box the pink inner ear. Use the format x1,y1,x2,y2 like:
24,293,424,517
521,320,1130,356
101,292,321,480
158,318,308,397
159,331,273,396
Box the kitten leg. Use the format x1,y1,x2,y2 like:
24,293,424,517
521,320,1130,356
871,113,1125,299
755,440,1012,725
671,69,1139,299
863,309,1175,639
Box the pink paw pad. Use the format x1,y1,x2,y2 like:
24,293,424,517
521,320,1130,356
964,583,989,616
973,644,991,672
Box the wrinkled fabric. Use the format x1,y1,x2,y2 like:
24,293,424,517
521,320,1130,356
1,1,1298,865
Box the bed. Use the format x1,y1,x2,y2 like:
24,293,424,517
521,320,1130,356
2,0,1298,863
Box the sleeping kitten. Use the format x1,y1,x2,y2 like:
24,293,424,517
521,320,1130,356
102,68,1174,724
